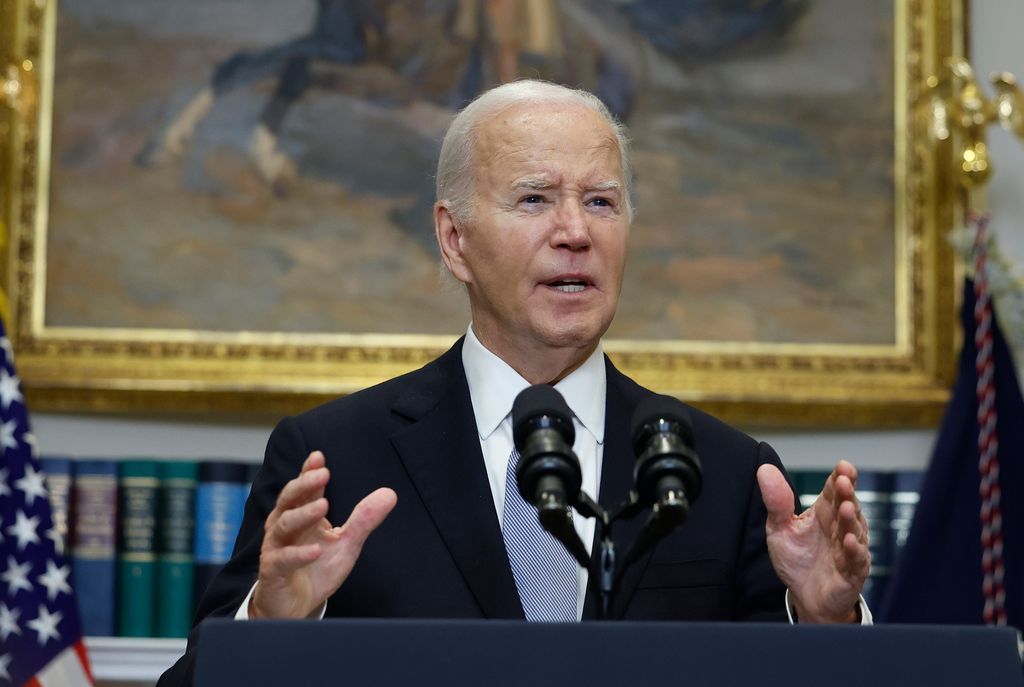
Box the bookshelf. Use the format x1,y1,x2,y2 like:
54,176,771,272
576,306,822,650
86,636,185,684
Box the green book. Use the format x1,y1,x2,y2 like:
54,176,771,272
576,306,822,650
117,460,160,637
156,461,198,637
792,469,832,513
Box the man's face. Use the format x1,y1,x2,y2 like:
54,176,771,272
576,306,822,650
441,102,630,358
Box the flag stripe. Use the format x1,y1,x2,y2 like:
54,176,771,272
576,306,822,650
37,644,92,687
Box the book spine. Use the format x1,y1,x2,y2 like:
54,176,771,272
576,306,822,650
854,471,893,610
117,460,160,637
71,460,119,637
40,457,73,557
156,461,198,638
194,462,249,604
890,470,924,563
792,469,831,513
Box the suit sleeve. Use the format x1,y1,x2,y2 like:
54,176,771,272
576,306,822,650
733,440,794,622
156,416,311,687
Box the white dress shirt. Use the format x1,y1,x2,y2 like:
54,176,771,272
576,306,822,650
461,324,605,620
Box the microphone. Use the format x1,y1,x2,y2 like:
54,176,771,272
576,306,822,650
511,384,589,569
631,395,703,518
512,384,582,512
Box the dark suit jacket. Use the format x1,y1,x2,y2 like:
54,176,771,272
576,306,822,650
159,339,789,685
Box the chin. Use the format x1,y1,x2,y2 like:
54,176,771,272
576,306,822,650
535,317,610,350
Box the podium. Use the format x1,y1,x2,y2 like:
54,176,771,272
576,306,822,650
194,618,1023,686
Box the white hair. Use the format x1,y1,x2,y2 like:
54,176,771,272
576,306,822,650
435,79,634,225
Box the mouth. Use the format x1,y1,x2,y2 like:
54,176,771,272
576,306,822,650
544,277,592,293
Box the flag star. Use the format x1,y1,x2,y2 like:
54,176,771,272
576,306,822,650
37,560,71,601
1,556,32,596
0,467,8,498
0,653,10,681
14,464,47,506
0,337,13,366
26,605,62,645
6,510,39,550
0,603,20,642
0,368,22,410
0,419,17,451
46,526,65,556
22,432,38,460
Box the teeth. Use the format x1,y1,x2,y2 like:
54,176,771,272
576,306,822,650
554,284,585,293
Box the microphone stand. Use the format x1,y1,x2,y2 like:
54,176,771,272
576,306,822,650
541,489,686,620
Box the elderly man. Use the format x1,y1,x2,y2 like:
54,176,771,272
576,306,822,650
159,80,870,685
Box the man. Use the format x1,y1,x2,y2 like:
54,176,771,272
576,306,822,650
158,80,870,685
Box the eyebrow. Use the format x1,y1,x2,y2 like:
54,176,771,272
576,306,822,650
590,181,622,193
512,178,555,190
511,178,622,193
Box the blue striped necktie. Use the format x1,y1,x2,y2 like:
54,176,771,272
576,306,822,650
502,447,578,622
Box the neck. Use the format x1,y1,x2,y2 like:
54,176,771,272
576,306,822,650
470,323,597,385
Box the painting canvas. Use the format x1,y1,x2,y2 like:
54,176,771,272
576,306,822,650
1,0,961,424
46,0,895,345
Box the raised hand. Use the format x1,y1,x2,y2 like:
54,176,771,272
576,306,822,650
756,460,870,623
250,450,397,619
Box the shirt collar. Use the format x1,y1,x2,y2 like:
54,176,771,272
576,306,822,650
462,325,606,444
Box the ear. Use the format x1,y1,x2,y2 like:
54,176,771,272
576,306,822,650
434,202,473,285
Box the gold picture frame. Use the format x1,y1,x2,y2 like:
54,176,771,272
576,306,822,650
0,0,965,427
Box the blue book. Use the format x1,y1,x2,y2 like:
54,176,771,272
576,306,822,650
194,461,250,605
889,470,924,566
70,459,119,637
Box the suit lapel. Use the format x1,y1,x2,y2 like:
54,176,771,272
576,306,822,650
582,357,657,619
389,341,523,619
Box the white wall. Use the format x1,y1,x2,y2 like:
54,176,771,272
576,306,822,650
29,3,1024,475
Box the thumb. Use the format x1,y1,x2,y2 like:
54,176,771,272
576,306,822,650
756,464,795,530
338,487,398,545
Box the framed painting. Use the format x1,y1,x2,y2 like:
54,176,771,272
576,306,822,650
0,0,965,426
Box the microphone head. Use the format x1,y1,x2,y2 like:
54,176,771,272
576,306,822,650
630,395,695,455
512,384,575,450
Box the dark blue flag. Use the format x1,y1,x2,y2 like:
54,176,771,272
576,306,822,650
879,279,1024,629
0,320,93,685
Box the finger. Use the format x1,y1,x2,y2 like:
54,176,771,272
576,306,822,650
334,488,398,549
260,542,322,577
756,465,795,531
836,459,858,488
836,499,863,543
265,496,329,548
266,461,331,532
842,532,871,577
819,460,857,503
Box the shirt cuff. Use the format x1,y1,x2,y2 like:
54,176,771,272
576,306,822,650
233,581,328,620
784,589,873,625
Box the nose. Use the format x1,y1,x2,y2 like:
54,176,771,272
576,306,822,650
550,201,592,251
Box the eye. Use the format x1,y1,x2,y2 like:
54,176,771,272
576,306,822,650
587,196,614,208
520,194,545,204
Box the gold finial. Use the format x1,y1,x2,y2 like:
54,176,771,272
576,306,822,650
928,58,1024,187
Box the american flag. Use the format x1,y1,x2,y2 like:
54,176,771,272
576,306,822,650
0,323,93,686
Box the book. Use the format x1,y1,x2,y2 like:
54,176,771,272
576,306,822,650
70,459,119,637
855,471,894,610
117,460,160,637
889,470,924,565
194,461,250,604
791,469,831,513
40,456,73,557
156,461,198,637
